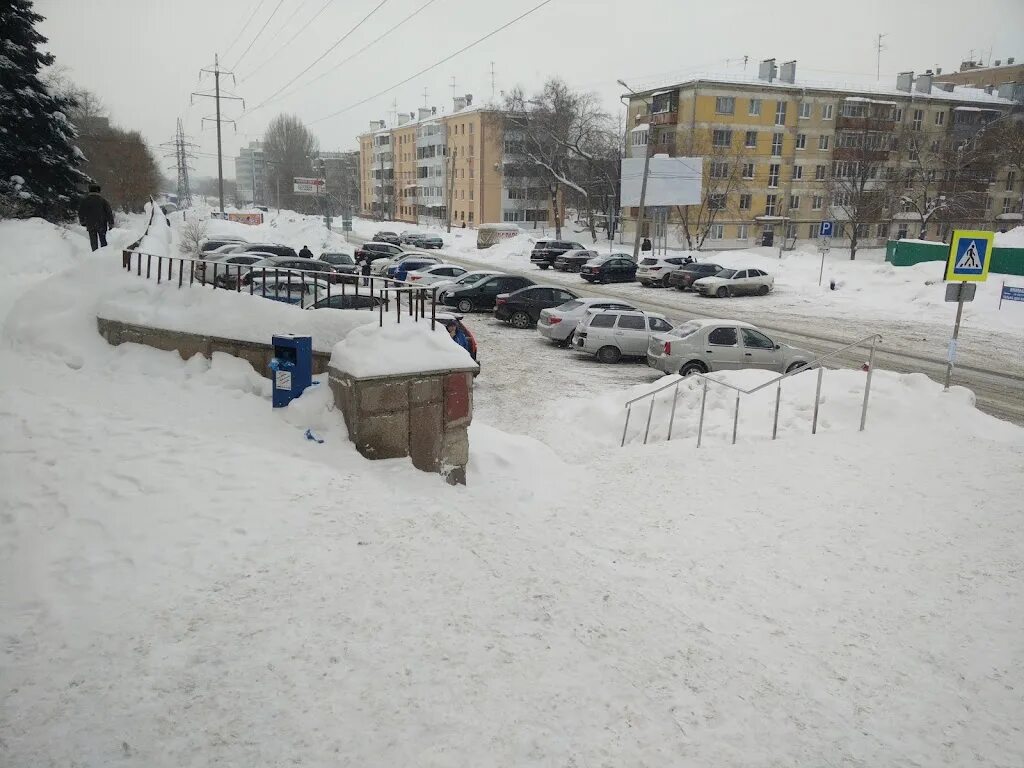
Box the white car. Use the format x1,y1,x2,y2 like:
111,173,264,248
693,267,774,297
436,270,502,301
647,319,813,376
537,297,637,345
636,256,694,287
405,263,468,286
371,250,433,276
573,309,673,363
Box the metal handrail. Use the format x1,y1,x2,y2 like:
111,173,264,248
621,333,883,447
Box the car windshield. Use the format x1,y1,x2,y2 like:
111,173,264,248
456,273,492,285
669,321,703,338
715,269,738,279
322,253,354,265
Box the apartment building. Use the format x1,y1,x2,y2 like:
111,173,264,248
933,57,1024,93
622,59,1020,250
234,140,266,206
356,95,559,228
315,150,359,214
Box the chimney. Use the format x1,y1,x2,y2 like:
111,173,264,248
935,67,943,75
370,119,385,131
779,60,797,84
418,107,432,120
896,71,914,92
758,58,776,82
936,82,955,92
431,106,437,115
465,93,473,106
995,60,1002,67
453,95,467,111
397,112,411,126
1008,57,1016,65
915,71,933,94
985,85,995,95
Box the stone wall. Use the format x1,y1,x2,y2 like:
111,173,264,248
328,365,474,485
96,317,332,375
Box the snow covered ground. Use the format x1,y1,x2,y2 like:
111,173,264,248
3,214,1023,766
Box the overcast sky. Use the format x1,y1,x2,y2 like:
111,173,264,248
36,0,1024,179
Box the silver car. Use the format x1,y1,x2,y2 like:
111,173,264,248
647,319,813,376
537,297,637,345
574,309,673,363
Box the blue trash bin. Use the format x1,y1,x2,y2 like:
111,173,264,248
269,334,312,408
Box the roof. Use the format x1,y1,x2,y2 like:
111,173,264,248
679,317,758,330
356,100,505,139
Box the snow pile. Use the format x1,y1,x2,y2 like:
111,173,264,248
196,204,355,256
330,318,476,377
995,225,1024,248
135,201,172,257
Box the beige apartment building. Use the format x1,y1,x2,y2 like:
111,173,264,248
622,59,1021,250
933,57,1024,91
356,95,559,229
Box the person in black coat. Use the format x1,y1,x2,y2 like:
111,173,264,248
360,256,372,286
298,245,314,259
641,237,652,252
78,184,115,251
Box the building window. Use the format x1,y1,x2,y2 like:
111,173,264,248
786,222,798,239
912,109,923,131
469,123,474,133
792,165,803,180
799,102,811,119
737,224,748,240
742,162,755,179
710,161,729,178
469,211,474,222
709,193,726,210
821,103,834,120
818,135,830,151
808,223,818,238
745,130,758,148
765,194,778,216
715,96,735,115
877,223,888,238
739,193,752,210
1007,171,1016,192
894,107,904,122
712,129,732,147
935,112,945,126
775,101,787,126
709,223,724,239
749,98,761,116
771,133,783,156
789,194,800,210
841,101,867,118
815,164,826,180
632,128,649,147
796,133,807,150
469,189,474,200
768,164,780,188
812,195,823,210
1004,197,1015,214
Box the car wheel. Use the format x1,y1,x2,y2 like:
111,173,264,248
680,360,708,377
456,298,474,313
758,284,770,296
716,286,730,298
510,311,532,329
538,264,549,270
560,330,576,348
596,345,621,364
786,361,808,374
660,275,672,288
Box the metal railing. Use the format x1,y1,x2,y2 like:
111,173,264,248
621,333,883,447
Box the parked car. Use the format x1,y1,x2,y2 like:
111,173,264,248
666,262,724,291
436,270,502,301
372,250,432,276
196,253,264,285
553,249,599,272
318,252,359,281
387,255,442,281
399,231,422,245
355,241,404,264
372,231,401,245
573,310,673,363
580,254,638,283
405,264,467,286
537,297,638,346
693,268,774,297
493,285,580,328
241,256,344,287
413,234,443,249
636,256,695,287
647,319,813,376
248,274,330,304
441,274,535,313
530,239,586,269
198,237,248,254
304,294,386,311
237,243,299,259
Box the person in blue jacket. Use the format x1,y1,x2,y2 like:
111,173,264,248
447,321,471,354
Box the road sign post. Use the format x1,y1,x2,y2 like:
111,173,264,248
942,230,993,391
817,236,831,286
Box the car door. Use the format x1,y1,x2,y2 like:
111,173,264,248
703,326,744,370
478,277,511,307
614,313,648,355
730,269,750,295
740,327,782,370
523,287,554,318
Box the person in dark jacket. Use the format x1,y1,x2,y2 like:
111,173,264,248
78,184,115,251
298,245,314,259
360,257,372,286
641,237,652,252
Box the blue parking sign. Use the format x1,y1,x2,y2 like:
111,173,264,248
819,220,835,238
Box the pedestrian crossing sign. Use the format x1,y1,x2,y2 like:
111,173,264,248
945,230,993,282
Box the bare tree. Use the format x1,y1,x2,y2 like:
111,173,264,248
984,116,1024,215
263,114,318,213
178,216,208,254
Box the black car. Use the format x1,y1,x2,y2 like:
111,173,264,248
306,294,386,311
441,274,535,313
530,239,586,269
414,234,443,249
580,254,638,283
553,249,598,272
667,262,724,291
494,285,580,328
372,230,401,245
197,253,264,285
240,256,343,286
238,243,299,260
355,241,403,263
319,252,359,281
198,237,248,254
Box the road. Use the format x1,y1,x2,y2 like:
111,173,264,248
350,234,1024,424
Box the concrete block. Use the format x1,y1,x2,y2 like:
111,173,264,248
444,372,474,428
358,378,410,414
409,402,443,472
440,426,469,468
409,376,442,406
354,411,409,459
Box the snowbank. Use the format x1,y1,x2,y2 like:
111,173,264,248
330,319,476,377
195,204,356,256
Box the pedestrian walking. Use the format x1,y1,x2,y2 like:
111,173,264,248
299,245,314,259
641,237,652,253
78,184,114,251
361,256,371,286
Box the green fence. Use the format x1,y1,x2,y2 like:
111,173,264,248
885,239,1024,276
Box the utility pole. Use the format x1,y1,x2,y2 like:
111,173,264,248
631,111,652,260
875,33,887,81
490,61,496,102
450,76,457,102
192,54,243,214
160,118,196,209
446,147,457,233
422,87,429,107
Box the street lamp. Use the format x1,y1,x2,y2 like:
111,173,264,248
618,79,653,260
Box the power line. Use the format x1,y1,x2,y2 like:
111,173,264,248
223,0,267,61
246,0,440,112
310,0,555,126
239,0,336,83
245,0,391,116
232,0,286,71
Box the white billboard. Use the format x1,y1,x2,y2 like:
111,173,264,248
293,177,326,195
620,156,702,207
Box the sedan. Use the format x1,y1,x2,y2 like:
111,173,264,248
636,256,695,287
553,249,598,272
373,231,401,245
494,285,580,328
666,262,724,291
241,256,344,287
414,234,443,249
647,319,812,376
436,270,502,301
304,294,386,311
693,268,774,297
406,264,467,286
387,255,442,282
441,274,535,313
537,297,638,345
196,253,264,285
580,254,638,283
319,252,359,281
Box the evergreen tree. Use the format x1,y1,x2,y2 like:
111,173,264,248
0,0,88,220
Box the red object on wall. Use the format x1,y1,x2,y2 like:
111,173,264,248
444,373,470,423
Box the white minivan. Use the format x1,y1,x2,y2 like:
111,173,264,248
574,309,673,363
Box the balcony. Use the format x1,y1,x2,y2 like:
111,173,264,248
835,114,896,132
649,138,677,156
832,147,890,162
650,110,678,126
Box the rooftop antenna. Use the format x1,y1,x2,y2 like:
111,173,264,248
450,76,457,101
422,86,429,107
875,33,887,81
490,61,496,101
